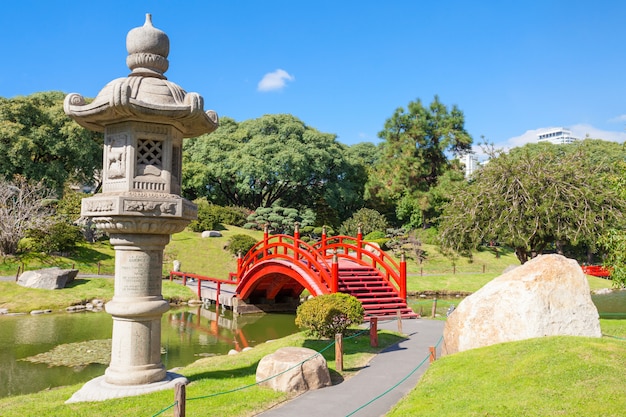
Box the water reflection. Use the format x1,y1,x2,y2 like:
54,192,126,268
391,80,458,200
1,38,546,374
0,307,298,398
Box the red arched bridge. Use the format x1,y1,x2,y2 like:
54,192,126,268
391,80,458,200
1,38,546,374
170,227,417,319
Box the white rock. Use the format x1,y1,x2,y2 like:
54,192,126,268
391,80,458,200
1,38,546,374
256,347,331,393
443,254,601,355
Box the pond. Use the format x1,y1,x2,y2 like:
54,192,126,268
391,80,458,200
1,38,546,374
408,290,626,319
0,306,298,398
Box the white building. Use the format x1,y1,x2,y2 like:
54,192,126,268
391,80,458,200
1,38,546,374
537,127,579,145
459,153,479,179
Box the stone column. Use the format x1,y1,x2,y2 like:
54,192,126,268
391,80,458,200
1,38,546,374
64,14,218,402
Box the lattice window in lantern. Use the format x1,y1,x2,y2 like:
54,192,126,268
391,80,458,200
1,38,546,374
137,139,163,167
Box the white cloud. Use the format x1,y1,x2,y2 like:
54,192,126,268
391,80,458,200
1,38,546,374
257,69,294,92
608,114,626,123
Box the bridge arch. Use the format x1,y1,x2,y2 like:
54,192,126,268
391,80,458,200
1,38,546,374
236,259,331,303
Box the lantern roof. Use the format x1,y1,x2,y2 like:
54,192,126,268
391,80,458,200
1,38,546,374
64,14,218,137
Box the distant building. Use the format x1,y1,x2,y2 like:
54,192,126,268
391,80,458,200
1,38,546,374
459,153,479,179
537,128,579,145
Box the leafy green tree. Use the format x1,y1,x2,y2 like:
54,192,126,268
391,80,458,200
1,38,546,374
0,91,102,193
183,115,362,220
371,96,472,227
598,156,626,287
439,142,625,264
339,208,389,236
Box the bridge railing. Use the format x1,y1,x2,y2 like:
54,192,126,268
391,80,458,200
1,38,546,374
312,229,407,300
237,228,335,292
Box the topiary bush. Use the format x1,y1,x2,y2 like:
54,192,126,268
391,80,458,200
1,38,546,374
224,234,258,256
295,293,364,338
189,199,250,232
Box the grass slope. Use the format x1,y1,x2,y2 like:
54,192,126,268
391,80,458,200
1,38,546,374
388,320,626,417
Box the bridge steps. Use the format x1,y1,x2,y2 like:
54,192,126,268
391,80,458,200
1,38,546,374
337,265,418,320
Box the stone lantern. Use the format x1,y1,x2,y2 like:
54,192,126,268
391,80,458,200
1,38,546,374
65,14,218,402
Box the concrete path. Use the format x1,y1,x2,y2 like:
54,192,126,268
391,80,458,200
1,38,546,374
256,318,445,417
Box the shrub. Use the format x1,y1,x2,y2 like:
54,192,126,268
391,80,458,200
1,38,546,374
224,234,258,256
339,208,389,237
295,293,364,338
26,221,83,254
189,199,250,232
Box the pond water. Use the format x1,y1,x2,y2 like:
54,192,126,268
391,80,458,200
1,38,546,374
0,307,298,398
408,290,626,319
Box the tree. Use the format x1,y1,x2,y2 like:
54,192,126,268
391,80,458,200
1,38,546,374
339,208,389,237
182,115,362,222
372,96,472,227
0,176,55,255
438,142,626,264
0,91,102,193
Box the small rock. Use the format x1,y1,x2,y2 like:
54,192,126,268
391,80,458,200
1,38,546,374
0,308,8,315
201,230,222,238
228,349,239,355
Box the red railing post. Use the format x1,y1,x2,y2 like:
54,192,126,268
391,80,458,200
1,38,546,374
332,251,339,293
400,253,407,301
215,281,221,312
357,224,363,261
293,222,300,261
321,225,327,254
263,224,269,257
237,251,243,278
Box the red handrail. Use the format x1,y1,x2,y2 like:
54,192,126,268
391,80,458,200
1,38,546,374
311,235,406,299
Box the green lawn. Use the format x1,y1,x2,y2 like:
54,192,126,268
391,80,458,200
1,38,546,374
387,320,626,417
0,329,403,417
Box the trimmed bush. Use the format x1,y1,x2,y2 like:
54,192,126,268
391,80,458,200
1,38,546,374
189,200,250,232
295,293,364,338
224,234,258,256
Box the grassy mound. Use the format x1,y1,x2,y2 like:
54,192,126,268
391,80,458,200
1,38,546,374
388,320,626,417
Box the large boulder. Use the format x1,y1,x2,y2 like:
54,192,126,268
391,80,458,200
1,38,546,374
443,254,601,355
256,347,331,394
17,267,79,290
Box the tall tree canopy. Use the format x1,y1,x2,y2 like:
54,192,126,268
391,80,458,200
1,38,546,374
0,91,102,193
371,96,472,227
438,140,626,264
182,114,365,224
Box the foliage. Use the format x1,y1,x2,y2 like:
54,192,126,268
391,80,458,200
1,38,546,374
25,221,83,254
244,205,315,235
295,293,364,338
370,96,472,227
597,158,626,287
339,208,389,236
224,234,258,256
0,91,102,193
182,115,365,223
0,176,56,255
439,141,626,264
188,199,249,232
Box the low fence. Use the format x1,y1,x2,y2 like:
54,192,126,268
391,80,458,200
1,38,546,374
150,316,444,417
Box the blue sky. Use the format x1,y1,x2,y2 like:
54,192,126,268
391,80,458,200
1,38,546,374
2,1,626,154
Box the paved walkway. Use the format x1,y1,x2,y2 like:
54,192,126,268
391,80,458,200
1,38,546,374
257,318,445,417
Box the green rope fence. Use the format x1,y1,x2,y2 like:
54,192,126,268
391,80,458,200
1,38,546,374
150,322,374,417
